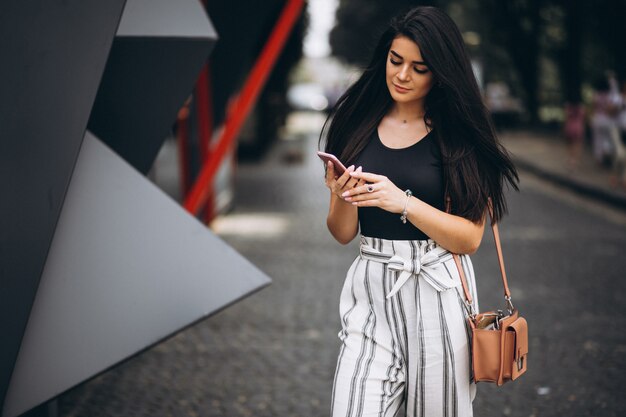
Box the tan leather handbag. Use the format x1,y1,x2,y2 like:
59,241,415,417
449,200,528,386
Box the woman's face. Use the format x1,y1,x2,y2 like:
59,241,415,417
385,36,434,105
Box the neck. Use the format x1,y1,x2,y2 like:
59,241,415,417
390,100,426,123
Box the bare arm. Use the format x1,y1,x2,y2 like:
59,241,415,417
403,196,486,254
324,162,365,244
342,171,486,254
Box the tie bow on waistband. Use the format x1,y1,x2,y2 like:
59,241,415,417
360,244,461,298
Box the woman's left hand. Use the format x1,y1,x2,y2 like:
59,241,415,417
341,171,407,214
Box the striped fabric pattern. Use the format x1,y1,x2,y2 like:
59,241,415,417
331,236,479,417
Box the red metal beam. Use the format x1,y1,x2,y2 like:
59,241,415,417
194,62,216,222
184,0,305,215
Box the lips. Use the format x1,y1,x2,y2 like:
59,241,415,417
393,84,410,93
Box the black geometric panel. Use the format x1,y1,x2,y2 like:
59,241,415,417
88,0,218,174
205,0,291,127
0,0,127,410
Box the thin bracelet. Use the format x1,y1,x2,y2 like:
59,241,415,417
400,189,412,224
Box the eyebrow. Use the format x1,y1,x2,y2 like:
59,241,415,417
390,50,426,65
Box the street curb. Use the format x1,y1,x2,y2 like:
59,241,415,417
512,156,626,211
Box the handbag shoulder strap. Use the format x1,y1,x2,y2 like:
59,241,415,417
490,217,511,298
446,197,511,305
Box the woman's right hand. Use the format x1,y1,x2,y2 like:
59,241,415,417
324,161,364,200
325,161,363,244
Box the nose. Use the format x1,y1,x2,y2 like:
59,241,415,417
397,64,410,82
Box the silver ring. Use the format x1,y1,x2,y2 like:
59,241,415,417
366,185,374,193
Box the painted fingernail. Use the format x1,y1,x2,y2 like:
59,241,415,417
344,196,352,201
342,191,349,197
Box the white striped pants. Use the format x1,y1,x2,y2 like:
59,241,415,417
331,236,479,417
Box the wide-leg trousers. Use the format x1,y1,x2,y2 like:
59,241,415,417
331,236,479,417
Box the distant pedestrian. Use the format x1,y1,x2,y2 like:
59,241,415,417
563,102,586,170
320,6,519,417
590,75,621,167
611,80,626,188
619,81,626,147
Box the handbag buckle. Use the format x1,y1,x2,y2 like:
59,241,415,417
494,310,505,329
505,295,514,315
464,300,477,319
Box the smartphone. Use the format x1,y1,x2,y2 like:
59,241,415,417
317,151,347,176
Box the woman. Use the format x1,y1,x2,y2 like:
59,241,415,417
590,75,621,167
320,7,519,417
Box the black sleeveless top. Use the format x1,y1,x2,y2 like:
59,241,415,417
353,129,445,240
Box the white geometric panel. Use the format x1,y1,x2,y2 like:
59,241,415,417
3,131,270,417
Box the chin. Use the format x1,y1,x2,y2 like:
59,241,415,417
389,92,416,103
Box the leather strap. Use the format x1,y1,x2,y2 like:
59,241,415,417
451,243,473,304
445,197,511,305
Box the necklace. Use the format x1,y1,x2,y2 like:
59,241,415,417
400,117,424,124
394,113,425,125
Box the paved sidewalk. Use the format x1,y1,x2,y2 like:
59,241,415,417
499,130,626,209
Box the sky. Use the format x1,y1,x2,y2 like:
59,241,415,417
303,0,338,58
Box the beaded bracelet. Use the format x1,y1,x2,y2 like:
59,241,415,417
400,189,412,224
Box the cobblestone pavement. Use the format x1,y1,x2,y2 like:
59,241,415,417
57,117,626,417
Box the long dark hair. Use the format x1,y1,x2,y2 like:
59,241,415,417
320,6,519,224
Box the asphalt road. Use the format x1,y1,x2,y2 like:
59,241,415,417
57,125,626,417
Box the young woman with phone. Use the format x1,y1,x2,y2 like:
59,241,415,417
320,7,519,417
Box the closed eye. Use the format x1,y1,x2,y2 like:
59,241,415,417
389,58,429,74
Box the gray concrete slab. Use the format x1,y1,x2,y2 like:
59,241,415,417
5,132,269,417
0,1,128,409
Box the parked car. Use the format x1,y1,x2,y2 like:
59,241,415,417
484,82,524,127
